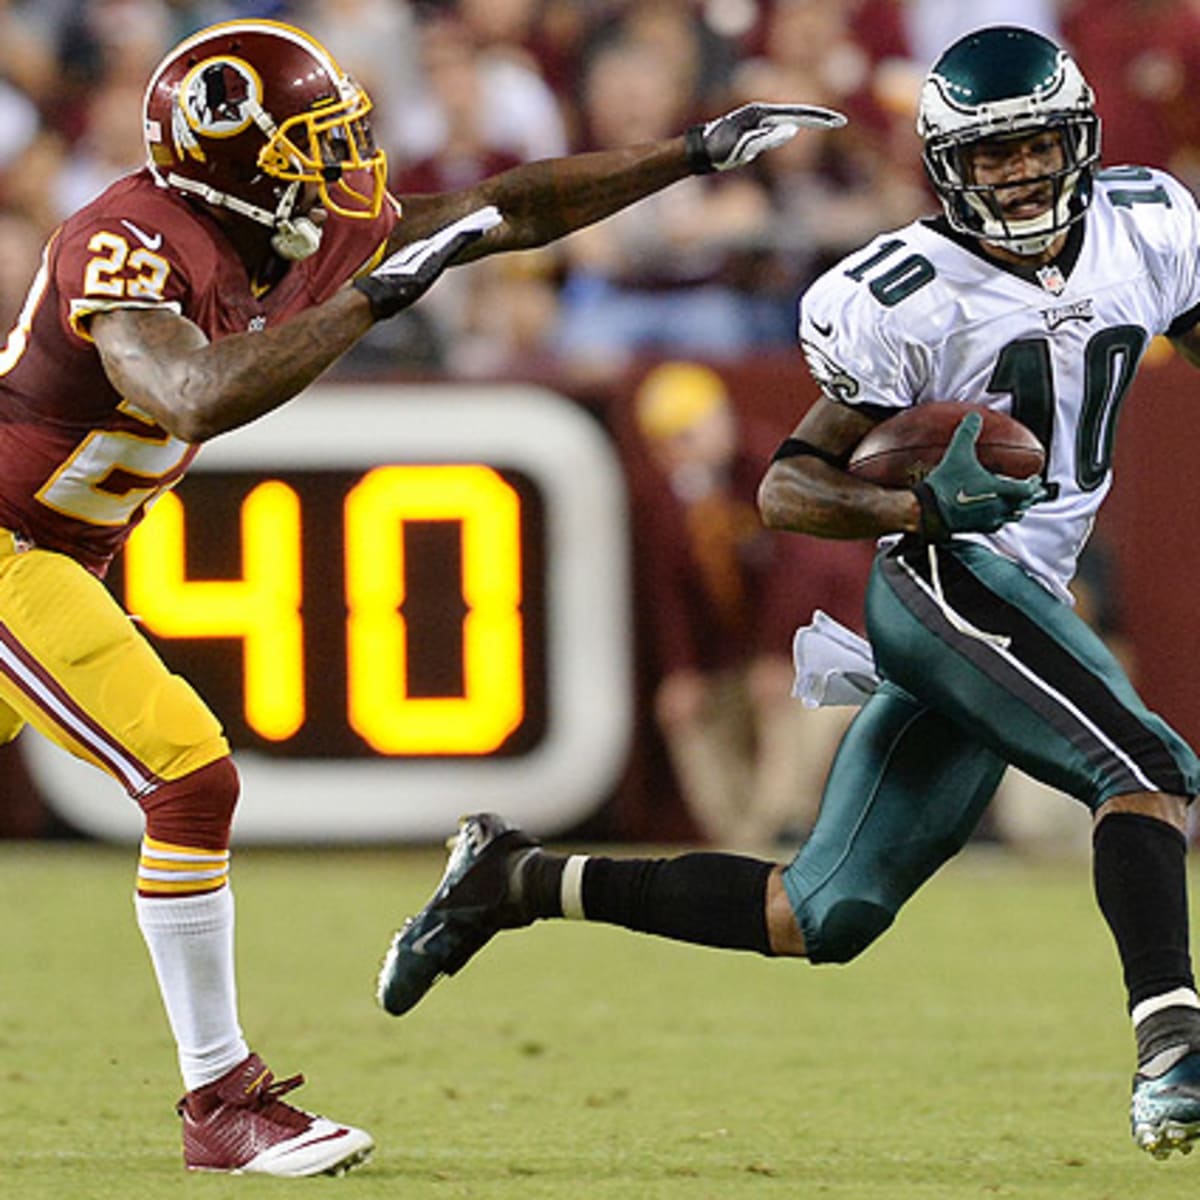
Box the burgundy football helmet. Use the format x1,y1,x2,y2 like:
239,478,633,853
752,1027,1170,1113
143,19,387,259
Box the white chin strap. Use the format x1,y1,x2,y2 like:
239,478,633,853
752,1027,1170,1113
270,214,323,261
163,172,324,262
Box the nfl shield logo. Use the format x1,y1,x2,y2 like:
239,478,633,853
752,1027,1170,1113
1035,264,1067,295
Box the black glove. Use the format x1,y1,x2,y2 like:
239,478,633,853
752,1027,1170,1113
912,412,1046,542
354,205,502,321
685,102,846,174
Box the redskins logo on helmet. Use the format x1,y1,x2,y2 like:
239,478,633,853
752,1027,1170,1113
170,57,264,166
183,58,260,138
143,20,388,259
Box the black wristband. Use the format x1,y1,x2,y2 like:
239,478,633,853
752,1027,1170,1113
684,124,714,174
770,436,848,468
352,274,400,322
911,481,949,543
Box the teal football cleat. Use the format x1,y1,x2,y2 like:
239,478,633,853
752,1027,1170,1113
377,813,539,1016
1131,1047,1200,1158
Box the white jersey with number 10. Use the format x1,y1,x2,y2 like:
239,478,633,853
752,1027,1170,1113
799,165,1200,602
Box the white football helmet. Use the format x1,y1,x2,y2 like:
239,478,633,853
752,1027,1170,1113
917,26,1100,256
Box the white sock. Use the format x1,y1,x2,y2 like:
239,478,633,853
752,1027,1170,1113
135,886,249,1091
1132,987,1200,1029
560,854,589,920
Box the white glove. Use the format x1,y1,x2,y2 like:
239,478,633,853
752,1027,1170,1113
686,102,847,173
354,205,502,320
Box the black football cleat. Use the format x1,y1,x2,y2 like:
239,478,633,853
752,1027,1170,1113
377,813,540,1016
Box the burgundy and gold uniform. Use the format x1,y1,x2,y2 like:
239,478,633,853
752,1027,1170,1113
0,167,393,575
7,20,408,1173
0,168,394,792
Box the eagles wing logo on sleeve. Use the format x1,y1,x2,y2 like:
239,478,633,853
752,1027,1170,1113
174,56,265,160
801,338,861,403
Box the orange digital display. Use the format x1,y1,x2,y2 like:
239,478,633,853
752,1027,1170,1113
344,465,524,755
125,482,306,740
117,465,544,760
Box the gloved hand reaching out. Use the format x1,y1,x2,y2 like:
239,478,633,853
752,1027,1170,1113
685,103,847,173
354,206,502,321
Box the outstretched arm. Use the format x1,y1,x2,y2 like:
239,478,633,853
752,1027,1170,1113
397,141,691,257
387,102,846,258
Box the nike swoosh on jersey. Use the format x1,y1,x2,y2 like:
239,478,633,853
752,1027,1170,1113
811,319,833,337
120,219,163,250
955,488,999,504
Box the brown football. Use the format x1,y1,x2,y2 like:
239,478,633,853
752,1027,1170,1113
847,402,1045,488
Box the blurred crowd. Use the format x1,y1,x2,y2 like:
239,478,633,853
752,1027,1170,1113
3,0,1200,379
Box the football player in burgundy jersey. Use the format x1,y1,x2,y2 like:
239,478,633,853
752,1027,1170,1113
0,17,844,1177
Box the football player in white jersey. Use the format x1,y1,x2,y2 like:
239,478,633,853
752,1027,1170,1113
377,26,1200,1158
758,26,1200,1159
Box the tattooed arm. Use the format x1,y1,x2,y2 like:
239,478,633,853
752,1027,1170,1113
90,289,374,443
387,141,693,260
757,396,924,539
92,107,844,443
384,99,846,260
98,142,697,439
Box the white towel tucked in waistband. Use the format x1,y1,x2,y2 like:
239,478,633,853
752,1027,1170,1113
791,610,880,708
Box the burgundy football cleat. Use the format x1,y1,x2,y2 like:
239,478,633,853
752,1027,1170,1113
177,1053,374,1176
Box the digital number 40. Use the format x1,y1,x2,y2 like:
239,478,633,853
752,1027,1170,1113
124,464,524,756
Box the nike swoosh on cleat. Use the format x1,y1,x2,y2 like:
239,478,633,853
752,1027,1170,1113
295,1129,355,1149
955,488,998,504
410,921,447,955
120,219,163,250
1139,1045,1193,1079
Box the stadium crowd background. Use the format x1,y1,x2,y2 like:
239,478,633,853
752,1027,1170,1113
2,0,1198,377
1,0,1199,845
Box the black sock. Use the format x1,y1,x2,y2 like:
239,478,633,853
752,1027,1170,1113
514,849,567,919
1135,1006,1200,1070
576,852,775,955
1093,812,1195,1013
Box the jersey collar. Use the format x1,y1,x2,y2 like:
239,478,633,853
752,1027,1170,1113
923,213,1086,291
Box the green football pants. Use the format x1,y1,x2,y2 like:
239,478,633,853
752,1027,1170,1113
783,538,1199,964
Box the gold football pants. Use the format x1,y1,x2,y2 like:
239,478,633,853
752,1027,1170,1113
0,529,229,796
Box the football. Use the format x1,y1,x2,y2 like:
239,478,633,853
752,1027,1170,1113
847,402,1045,488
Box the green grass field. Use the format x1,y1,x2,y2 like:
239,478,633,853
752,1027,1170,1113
4,840,1200,1199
